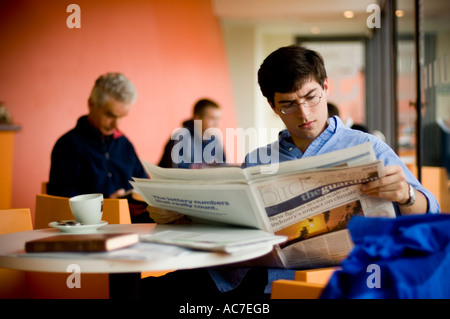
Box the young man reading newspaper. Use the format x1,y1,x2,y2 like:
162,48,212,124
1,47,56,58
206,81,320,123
142,45,439,299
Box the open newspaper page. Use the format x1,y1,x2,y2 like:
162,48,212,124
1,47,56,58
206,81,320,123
250,161,396,268
130,179,272,231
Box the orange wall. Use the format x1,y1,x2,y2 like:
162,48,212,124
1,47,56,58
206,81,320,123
0,0,237,220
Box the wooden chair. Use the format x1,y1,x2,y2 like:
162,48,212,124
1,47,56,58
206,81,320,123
0,208,33,298
271,267,339,299
405,166,450,213
0,208,33,235
41,181,48,194
421,166,450,213
34,194,131,229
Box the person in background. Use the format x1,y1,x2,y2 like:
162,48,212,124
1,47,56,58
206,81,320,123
328,101,386,141
142,45,439,299
351,123,369,132
148,98,227,224
423,115,450,176
327,102,340,118
158,98,225,169
47,72,152,223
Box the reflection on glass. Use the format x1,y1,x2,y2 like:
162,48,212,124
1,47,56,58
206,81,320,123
419,0,450,177
396,0,417,173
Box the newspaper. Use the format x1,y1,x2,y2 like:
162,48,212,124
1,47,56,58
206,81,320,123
140,224,287,253
131,142,396,268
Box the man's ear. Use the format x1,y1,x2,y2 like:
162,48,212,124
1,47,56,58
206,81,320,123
88,98,94,112
323,78,329,94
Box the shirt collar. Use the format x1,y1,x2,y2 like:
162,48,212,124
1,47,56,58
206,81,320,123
77,115,123,141
278,116,340,157
112,129,123,139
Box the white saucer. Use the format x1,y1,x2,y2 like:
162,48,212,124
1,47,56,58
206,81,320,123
49,220,108,233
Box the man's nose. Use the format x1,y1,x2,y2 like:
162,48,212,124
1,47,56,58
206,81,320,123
112,118,120,128
296,102,309,118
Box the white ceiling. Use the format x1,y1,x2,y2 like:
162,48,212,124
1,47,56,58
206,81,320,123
212,0,382,35
212,0,450,34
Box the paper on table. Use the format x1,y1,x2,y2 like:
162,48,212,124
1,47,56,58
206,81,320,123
139,224,287,253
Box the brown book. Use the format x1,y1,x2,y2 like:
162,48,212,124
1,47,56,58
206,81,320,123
25,233,139,253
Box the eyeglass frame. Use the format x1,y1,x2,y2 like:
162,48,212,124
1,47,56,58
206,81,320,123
278,91,324,115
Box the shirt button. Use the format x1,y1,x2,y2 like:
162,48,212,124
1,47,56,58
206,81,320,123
108,172,112,178
288,147,293,151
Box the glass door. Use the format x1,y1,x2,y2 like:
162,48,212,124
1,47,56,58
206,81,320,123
419,0,450,178
395,0,417,175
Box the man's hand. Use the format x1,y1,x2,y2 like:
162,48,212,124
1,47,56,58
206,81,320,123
109,188,126,199
146,206,189,224
361,165,428,215
361,165,409,203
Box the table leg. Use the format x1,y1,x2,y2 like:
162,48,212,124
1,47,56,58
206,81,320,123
109,273,141,299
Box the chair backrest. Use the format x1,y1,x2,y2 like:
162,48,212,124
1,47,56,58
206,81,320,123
421,166,450,212
403,166,450,212
41,181,48,194
34,194,131,229
294,267,338,284
0,208,33,235
0,208,33,298
271,267,339,299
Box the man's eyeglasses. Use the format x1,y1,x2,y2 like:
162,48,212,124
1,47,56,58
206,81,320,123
279,93,323,115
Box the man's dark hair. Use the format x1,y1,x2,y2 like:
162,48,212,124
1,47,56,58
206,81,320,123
257,45,327,106
193,98,220,118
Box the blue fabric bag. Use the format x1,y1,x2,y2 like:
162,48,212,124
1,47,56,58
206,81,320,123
320,214,450,299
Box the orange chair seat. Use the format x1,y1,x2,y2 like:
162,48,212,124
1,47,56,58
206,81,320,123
271,267,340,299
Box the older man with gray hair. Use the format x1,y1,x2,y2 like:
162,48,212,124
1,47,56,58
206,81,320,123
48,72,151,223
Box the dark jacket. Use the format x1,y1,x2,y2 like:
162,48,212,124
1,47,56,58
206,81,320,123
48,115,147,198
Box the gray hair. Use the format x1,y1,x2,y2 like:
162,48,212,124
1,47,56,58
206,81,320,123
89,73,137,108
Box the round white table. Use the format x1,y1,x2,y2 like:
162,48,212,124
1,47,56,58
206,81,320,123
0,224,275,298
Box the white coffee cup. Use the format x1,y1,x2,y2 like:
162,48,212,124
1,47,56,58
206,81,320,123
69,193,104,225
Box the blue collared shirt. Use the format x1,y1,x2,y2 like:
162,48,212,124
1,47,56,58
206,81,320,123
209,116,440,294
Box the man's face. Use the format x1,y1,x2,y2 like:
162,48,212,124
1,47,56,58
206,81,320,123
197,107,221,133
88,98,130,136
271,78,329,152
